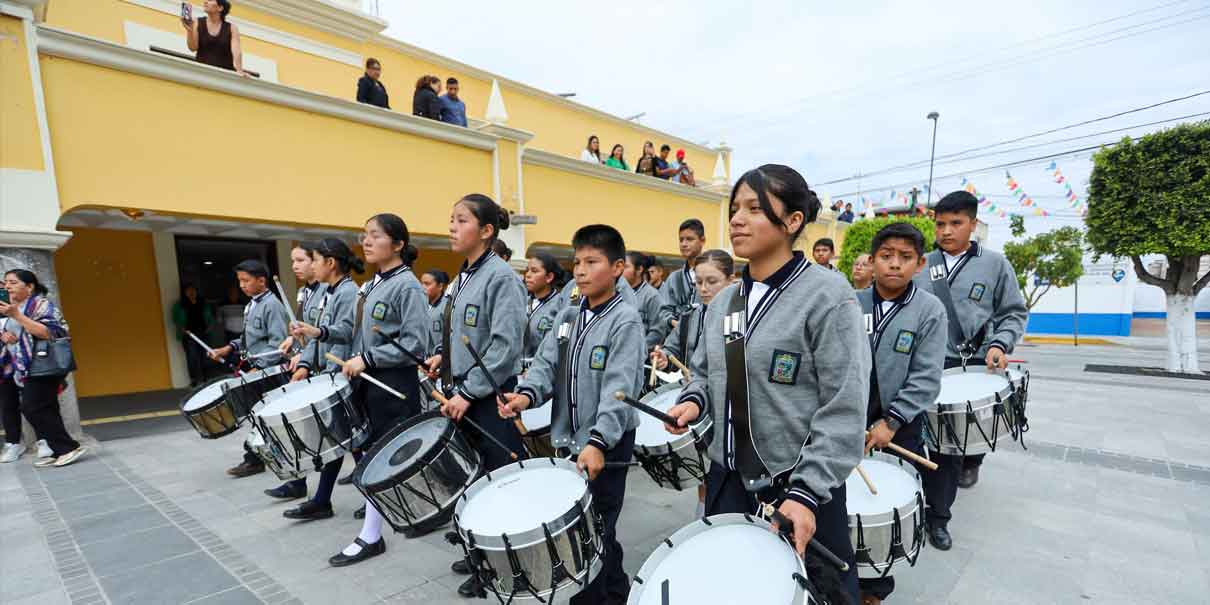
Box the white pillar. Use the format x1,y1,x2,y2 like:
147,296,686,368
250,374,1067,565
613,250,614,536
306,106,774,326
152,232,190,388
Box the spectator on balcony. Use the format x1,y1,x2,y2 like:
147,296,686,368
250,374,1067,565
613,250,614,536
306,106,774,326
838,202,855,223
412,75,442,121
635,141,658,176
668,149,696,186
580,135,603,164
604,144,629,171
356,58,390,109
439,77,468,127
654,144,676,179
182,0,246,75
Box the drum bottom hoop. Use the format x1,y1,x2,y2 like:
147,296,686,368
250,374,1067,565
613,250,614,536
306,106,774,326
852,500,925,579
185,401,240,439
362,435,480,531
925,398,1023,456
467,504,603,602
856,541,923,579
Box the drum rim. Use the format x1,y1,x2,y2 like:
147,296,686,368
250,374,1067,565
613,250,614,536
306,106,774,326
180,375,238,413
254,373,354,424
848,452,922,528
221,364,291,395
353,410,457,492
180,376,242,438
454,457,593,551
636,384,713,450
933,367,1015,411
627,513,808,604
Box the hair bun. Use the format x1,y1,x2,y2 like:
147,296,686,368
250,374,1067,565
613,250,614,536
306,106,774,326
402,244,419,266
497,209,511,232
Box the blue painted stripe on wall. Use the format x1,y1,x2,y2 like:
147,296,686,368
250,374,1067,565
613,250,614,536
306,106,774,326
1133,311,1210,319
1027,313,1132,336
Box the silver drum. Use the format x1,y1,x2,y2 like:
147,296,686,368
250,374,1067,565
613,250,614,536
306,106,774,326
847,453,924,578
455,458,602,602
247,425,305,481
353,411,480,532
924,367,1020,456
632,383,712,490
252,373,365,474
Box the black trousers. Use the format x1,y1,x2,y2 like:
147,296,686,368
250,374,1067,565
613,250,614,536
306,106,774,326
461,378,522,473
7,377,78,456
1,378,23,444
860,416,928,599
183,339,207,384
570,430,635,605
705,465,859,605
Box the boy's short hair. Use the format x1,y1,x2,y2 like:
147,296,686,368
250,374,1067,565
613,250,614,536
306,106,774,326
365,57,380,69
572,225,626,264
934,190,979,219
234,259,269,279
813,238,835,252
678,219,705,239
660,144,671,153
446,77,459,86
869,223,926,258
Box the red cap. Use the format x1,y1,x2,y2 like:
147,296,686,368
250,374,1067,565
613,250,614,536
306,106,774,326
676,149,686,160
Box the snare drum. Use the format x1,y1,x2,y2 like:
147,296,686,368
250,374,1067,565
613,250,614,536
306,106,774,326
223,365,291,418
632,383,712,491
247,425,305,481
353,411,480,532
456,458,602,602
180,376,243,439
628,513,818,604
519,402,556,458
253,373,366,474
924,367,1022,456
847,453,924,578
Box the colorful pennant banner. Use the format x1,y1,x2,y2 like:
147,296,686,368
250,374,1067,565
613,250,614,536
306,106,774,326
1046,161,1087,215
1005,171,1049,217
960,177,1007,218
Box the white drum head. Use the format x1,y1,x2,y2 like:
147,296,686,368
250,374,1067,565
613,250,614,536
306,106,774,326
846,459,919,516
937,371,1009,405
183,379,234,412
460,465,584,536
361,415,446,486
632,516,802,604
634,388,682,447
519,401,552,431
256,375,348,416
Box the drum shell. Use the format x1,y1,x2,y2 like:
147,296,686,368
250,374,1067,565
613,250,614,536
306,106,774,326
223,366,291,418
848,453,924,579
633,383,713,490
180,377,241,439
925,367,1018,456
247,427,305,481
255,377,364,471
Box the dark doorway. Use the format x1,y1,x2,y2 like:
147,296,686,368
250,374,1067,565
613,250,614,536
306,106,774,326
175,236,278,352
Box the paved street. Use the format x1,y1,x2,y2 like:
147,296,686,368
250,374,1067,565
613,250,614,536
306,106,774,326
3,338,1209,604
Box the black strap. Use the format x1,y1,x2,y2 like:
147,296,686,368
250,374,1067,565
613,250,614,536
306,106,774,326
858,295,884,425
724,287,765,481
441,289,454,390
677,306,694,360
926,254,988,358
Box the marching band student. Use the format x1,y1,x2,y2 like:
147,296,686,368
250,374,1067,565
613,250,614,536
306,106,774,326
911,190,1027,551
623,251,670,350
280,238,363,523
856,223,947,605
502,224,643,605
420,269,450,358
647,256,667,289
423,194,527,598
327,214,430,566
209,259,290,479
658,218,705,325
557,266,638,309
522,252,566,361
664,165,869,603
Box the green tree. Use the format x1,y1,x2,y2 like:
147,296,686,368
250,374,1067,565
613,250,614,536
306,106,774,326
837,216,935,279
1086,122,1210,372
1002,215,1085,311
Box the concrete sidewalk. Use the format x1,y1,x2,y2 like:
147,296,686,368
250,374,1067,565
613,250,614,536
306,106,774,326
3,341,1209,604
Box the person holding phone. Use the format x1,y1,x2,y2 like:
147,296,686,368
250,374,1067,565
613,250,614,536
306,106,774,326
181,0,247,76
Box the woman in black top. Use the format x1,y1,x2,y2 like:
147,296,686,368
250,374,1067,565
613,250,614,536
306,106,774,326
412,75,442,120
181,0,246,75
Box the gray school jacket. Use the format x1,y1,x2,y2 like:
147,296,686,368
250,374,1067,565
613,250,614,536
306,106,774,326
438,251,527,401
912,241,1028,361
659,263,699,329
323,266,428,370
523,291,563,359
856,284,947,427
298,277,358,373
679,255,868,510
660,303,704,366
228,290,289,368
517,293,643,453
426,297,447,357
632,281,670,349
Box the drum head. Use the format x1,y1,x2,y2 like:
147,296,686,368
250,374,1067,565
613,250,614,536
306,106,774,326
182,378,234,412
360,415,447,487
460,462,584,537
937,371,1010,405
634,387,682,446
256,375,349,416
846,458,919,516
631,514,803,604
519,401,552,431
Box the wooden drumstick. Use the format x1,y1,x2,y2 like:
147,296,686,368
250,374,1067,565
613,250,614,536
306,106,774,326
666,354,692,380
867,432,939,471
647,361,658,387
429,389,519,460
324,353,408,402
273,276,305,349
854,463,877,495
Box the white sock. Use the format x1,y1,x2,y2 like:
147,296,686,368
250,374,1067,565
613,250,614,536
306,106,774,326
342,499,383,556
695,501,705,519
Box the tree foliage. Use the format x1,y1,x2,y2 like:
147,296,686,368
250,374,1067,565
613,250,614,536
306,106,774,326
1003,224,1085,311
837,216,935,279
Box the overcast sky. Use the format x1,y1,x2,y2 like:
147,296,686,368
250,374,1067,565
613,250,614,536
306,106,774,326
378,0,1210,244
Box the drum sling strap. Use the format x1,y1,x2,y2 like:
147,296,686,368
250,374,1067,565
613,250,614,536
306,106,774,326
724,286,768,486
441,287,455,396
550,322,573,442
677,307,694,360
926,253,990,362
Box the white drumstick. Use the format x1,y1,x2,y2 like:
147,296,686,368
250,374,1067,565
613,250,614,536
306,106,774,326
854,463,877,495
249,349,284,359
273,275,305,348
185,330,215,355
324,353,407,402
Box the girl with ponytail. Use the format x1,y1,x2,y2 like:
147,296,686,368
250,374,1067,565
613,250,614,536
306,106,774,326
522,252,566,360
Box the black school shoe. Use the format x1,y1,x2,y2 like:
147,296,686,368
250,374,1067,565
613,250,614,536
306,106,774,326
928,525,952,551
264,482,306,500
451,558,472,575
353,504,365,519
457,574,486,598
283,500,334,521
328,537,385,567
958,466,980,488
337,472,354,486
226,461,265,478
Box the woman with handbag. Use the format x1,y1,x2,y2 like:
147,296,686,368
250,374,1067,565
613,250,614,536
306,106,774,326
0,269,85,467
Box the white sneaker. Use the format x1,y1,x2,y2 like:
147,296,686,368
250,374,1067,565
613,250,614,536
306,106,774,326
53,447,88,467
0,443,26,463
36,439,53,459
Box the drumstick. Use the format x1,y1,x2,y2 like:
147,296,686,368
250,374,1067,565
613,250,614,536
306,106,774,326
323,353,408,402
761,503,849,572
428,389,519,461
371,326,429,367
185,330,216,355
647,361,658,387
603,461,640,468
867,432,939,471
854,463,877,495
273,276,305,349
614,392,678,426
666,354,692,380
460,335,528,436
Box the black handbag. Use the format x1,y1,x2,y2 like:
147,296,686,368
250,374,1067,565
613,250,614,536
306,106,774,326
28,337,77,377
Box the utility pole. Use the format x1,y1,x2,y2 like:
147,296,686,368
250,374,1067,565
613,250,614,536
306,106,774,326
926,111,940,206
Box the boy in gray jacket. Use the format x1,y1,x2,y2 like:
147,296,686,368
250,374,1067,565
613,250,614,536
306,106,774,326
503,225,643,605
911,190,1028,550
624,252,670,349
856,223,947,605
658,218,705,325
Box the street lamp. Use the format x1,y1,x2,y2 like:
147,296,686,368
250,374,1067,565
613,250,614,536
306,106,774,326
926,111,940,205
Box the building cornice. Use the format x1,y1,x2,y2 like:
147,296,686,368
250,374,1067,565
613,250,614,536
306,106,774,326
237,0,385,41
0,229,73,251
36,26,498,151
523,149,725,204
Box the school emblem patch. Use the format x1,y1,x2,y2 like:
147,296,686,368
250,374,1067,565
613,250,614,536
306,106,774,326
968,283,987,302
432,320,441,332
589,345,608,370
768,349,801,385
537,317,552,333
894,330,916,354
307,307,320,322
254,317,263,330
464,304,479,327
371,302,388,321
